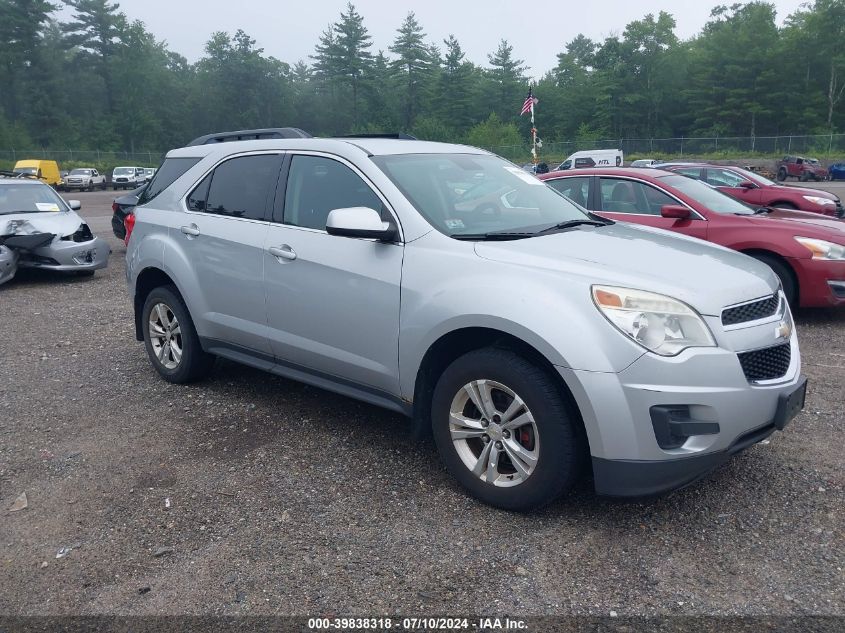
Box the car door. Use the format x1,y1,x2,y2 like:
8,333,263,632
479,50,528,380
545,175,591,208
704,167,763,206
177,152,283,355
263,153,403,395
593,176,708,239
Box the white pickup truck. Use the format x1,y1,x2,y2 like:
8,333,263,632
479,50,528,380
64,168,107,191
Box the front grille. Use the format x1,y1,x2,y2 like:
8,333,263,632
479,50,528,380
738,343,791,382
722,294,779,326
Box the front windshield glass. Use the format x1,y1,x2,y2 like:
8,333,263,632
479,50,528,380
372,153,590,237
114,167,134,175
661,175,755,215
70,169,92,175
0,184,68,215
13,167,37,176
735,167,775,186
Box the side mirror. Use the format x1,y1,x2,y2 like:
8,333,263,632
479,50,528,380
326,207,396,241
68,200,82,211
738,180,756,189
660,204,691,219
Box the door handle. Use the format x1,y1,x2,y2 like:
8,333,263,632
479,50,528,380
180,224,200,237
268,244,297,261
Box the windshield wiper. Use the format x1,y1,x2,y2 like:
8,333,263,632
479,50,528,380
535,218,613,234
452,231,536,241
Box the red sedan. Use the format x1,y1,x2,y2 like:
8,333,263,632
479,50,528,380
539,168,845,308
658,163,843,218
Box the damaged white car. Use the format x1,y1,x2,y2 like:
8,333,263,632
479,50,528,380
0,178,110,285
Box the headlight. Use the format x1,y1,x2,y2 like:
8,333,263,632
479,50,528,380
802,195,835,206
592,286,716,356
794,237,845,260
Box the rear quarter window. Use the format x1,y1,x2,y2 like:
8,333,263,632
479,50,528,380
139,157,202,204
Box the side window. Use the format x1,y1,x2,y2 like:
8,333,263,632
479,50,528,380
599,178,674,215
546,177,590,208
574,157,595,168
187,173,212,211
140,157,201,204
672,167,703,180
283,155,383,230
200,154,280,220
705,168,744,188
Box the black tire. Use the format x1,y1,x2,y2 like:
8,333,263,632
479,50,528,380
772,201,798,210
101,181,107,190
750,253,798,309
431,348,584,512
776,167,787,182
800,171,810,182
141,285,214,383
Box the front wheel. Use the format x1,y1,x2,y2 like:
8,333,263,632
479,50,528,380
431,348,584,512
751,253,798,309
141,285,215,383
777,167,787,182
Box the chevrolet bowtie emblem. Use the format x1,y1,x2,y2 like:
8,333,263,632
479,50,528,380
775,321,792,340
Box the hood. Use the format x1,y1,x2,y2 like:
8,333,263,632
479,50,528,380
772,184,837,200
1,211,86,239
474,223,777,316
757,209,845,235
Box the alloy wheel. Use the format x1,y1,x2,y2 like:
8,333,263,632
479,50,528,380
449,379,540,487
148,302,182,370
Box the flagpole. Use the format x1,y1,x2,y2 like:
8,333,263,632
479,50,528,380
530,82,538,165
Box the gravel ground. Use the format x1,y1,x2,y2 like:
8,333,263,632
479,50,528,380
0,191,843,617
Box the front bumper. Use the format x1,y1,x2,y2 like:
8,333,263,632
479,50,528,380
792,257,845,307
19,235,110,272
558,293,805,495
0,246,18,285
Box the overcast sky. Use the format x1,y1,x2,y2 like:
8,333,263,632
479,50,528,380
68,0,807,77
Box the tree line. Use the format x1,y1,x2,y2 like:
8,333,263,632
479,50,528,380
1,0,844,155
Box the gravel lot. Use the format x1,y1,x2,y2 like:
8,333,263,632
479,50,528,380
0,188,843,617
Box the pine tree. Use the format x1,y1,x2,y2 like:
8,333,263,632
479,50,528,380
389,12,433,129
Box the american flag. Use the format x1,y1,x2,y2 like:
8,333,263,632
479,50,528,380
520,88,538,116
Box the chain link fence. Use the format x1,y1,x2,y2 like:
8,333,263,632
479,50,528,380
489,134,845,163
0,149,164,169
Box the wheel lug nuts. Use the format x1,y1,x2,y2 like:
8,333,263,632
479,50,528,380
495,441,503,449
482,435,490,443
481,419,489,428
502,430,510,439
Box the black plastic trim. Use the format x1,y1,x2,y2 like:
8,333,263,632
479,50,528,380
199,337,412,417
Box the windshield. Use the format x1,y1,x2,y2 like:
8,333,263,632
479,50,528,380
734,167,775,186
661,175,755,215
0,184,68,216
70,169,92,176
114,167,134,175
372,153,590,237
13,167,37,176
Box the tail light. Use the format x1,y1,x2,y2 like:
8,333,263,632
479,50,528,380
123,211,135,246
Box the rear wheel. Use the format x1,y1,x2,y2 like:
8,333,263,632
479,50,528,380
777,167,787,182
141,285,214,383
750,253,798,309
431,348,583,511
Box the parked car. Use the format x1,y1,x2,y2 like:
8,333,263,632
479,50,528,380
111,184,145,240
143,168,157,183
64,168,107,191
0,176,110,283
659,163,843,218
828,163,845,181
13,160,62,188
630,159,663,168
776,155,828,182
555,149,623,171
111,166,146,190
124,129,806,511
540,167,845,308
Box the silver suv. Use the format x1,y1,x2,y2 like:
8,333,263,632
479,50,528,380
126,130,807,511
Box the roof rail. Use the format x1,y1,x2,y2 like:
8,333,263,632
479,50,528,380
186,127,312,146
336,133,418,140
